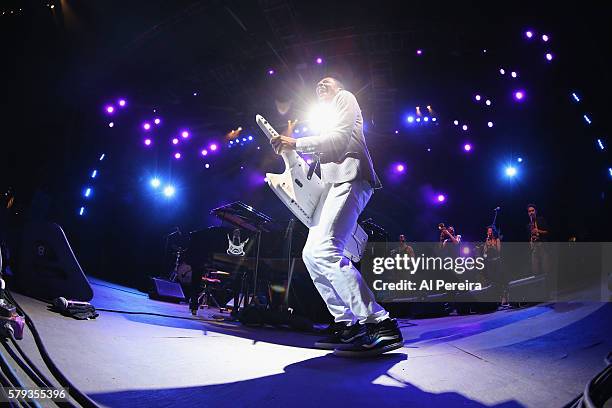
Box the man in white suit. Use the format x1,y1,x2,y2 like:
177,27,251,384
270,77,403,357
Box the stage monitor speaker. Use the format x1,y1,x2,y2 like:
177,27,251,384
507,275,546,305
149,278,185,303
18,222,93,301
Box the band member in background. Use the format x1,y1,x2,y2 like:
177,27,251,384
391,234,415,258
527,204,553,297
482,225,507,306
439,224,461,249
269,76,403,356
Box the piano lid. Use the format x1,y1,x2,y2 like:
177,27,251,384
211,201,274,232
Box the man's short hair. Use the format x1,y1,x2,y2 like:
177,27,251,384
527,203,537,211
322,74,345,90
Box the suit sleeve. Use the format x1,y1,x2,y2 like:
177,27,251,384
296,91,357,159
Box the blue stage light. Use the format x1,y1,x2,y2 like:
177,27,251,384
150,178,161,188
79,207,85,216
571,92,580,102
84,188,92,198
597,139,605,150
99,153,105,161
91,170,97,178
407,115,415,123
505,166,517,177
583,115,592,125
163,185,175,197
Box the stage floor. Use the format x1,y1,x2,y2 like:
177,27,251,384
10,277,611,408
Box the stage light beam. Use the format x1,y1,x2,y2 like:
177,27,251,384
163,185,175,197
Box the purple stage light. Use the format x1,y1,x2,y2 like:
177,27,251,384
511,71,517,78
462,125,468,131
437,194,446,203
488,121,494,128
485,99,492,106
105,106,115,114
118,99,126,107
464,143,472,152
453,120,459,126
499,68,505,75
154,118,161,125
542,34,549,42
268,69,275,75
205,164,210,169
316,57,323,64
210,143,218,151
416,49,423,55
181,130,189,138
525,30,534,39
172,138,179,145
143,122,151,131
174,152,181,159
394,130,399,134
395,164,406,173
514,90,525,101
144,138,152,146
201,149,208,156
545,53,553,61
108,122,114,128
475,95,481,101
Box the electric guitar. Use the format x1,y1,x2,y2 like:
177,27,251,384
256,114,368,262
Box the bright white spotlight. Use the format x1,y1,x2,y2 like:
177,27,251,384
423,116,429,122
571,92,580,102
517,157,523,163
485,99,492,106
91,170,97,178
99,154,105,161
453,120,459,126
583,115,592,125
308,103,336,133
407,115,415,123
609,168,612,178
79,207,85,216
505,166,517,177
597,139,605,150
163,185,175,197
84,188,92,198
150,178,161,188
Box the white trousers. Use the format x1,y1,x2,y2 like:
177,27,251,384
302,179,389,325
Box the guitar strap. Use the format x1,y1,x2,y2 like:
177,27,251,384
307,154,320,180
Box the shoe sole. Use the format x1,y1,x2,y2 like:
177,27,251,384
333,341,404,357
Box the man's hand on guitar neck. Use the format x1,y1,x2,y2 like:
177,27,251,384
271,119,298,154
270,135,297,154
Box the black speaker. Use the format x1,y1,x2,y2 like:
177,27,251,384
149,278,185,303
18,222,93,301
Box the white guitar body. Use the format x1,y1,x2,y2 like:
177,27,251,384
256,114,368,262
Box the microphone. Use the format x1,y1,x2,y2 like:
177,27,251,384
53,297,92,311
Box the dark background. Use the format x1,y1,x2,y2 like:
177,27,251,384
1,0,611,288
